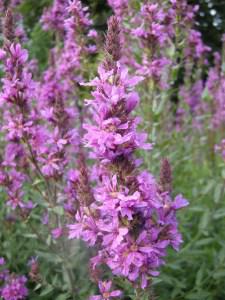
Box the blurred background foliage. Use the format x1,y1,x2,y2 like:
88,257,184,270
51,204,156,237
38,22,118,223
17,0,225,69
189,0,225,51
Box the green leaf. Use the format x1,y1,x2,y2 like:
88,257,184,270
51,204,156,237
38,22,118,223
213,209,225,220
34,283,42,291
55,293,69,300
196,238,214,247
214,183,223,203
39,285,54,297
198,210,210,231
196,265,205,286
51,206,64,216
213,270,225,279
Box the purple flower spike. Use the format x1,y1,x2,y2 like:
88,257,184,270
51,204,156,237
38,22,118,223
69,15,188,291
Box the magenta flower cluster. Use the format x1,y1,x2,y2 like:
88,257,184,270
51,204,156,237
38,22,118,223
0,0,95,221
0,40,36,211
0,258,28,300
68,16,188,292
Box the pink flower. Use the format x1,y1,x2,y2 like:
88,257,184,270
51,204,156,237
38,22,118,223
1,275,28,300
0,257,5,266
51,227,63,239
90,281,122,300
72,17,188,290
9,43,28,64
88,29,98,38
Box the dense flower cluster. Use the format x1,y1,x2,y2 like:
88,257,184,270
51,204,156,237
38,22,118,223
176,35,224,133
0,0,96,228
41,0,96,218
0,2,96,297
0,258,28,300
185,29,211,60
0,28,36,211
1,276,28,300
41,0,68,33
131,3,172,88
107,0,128,18
68,16,188,290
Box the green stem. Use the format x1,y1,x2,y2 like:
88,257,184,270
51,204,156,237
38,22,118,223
60,238,77,300
135,288,142,300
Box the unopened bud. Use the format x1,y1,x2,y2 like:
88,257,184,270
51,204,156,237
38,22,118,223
3,8,14,45
160,158,172,193
104,16,121,70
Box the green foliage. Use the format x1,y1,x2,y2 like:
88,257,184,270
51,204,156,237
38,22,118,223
19,0,52,31
139,115,225,300
16,0,53,69
29,23,53,70
189,0,225,52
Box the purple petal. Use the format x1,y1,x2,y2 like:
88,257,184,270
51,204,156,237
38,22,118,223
173,194,189,209
110,290,122,297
